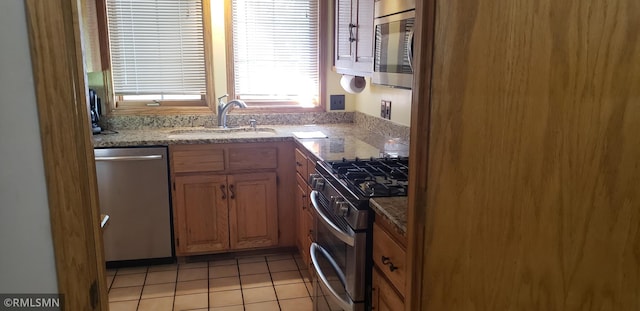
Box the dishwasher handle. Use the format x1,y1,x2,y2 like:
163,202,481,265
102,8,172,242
95,155,163,161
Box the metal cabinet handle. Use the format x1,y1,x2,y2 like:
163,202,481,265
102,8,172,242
381,256,398,272
220,185,226,200
229,184,235,199
348,23,357,42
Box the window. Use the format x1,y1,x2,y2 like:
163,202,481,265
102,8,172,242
229,0,323,109
105,0,209,107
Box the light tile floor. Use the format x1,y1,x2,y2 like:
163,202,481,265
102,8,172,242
106,253,313,311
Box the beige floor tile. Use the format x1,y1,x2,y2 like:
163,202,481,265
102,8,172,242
294,256,306,269
176,279,209,296
209,264,239,279
305,281,313,296
210,276,241,292
108,300,138,311
242,286,277,304
271,270,303,286
209,258,237,266
145,270,177,285
116,266,148,275
106,275,114,289
300,269,312,282
266,253,293,261
111,273,146,288
106,269,117,276
244,300,280,311
240,273,272,289
237,255,266,263
141,282,175,299
239,261,269,275
137,296,174,311
209,290,243,308
148,264,178,272
173,292,208,311
210,305,245,311
179,261,209,269
279,297,313,311
178,267,208,282
268,259,299,273
275,283,310,299
108,286,142,302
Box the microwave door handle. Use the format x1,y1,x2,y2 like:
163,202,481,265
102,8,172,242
407,29,415,72
310,243,354,311
310,191,355,246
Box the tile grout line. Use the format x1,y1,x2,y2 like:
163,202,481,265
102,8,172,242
264,255,283,311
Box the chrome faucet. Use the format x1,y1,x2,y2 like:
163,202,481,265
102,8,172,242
217,94,247,128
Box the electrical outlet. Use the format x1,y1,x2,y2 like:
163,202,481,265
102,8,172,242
380,100,387,118
330,94,345,110
385,101,392,119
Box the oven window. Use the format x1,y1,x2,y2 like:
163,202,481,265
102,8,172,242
374,18,414,74
316,208,348,274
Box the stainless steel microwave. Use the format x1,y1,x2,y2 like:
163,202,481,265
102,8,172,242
372,1,415,89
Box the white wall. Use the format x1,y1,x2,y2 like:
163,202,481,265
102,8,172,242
0,0,59,293
354,78,413,126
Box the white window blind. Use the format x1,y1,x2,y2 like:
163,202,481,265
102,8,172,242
106,0,206,96
231,0,319,104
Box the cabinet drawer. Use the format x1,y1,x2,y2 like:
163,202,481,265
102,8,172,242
373,222,406,293
227,147,277,171
172,145,225,173
295,148,308,177
306,157,316,177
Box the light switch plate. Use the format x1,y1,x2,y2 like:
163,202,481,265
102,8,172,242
380,100,387,118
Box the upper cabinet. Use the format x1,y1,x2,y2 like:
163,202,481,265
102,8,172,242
335,0,375,77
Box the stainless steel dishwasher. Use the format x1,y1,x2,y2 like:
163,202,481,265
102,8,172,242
94,147,173,263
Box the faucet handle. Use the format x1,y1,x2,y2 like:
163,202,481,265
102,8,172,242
217,94,229,103
249,119,257,129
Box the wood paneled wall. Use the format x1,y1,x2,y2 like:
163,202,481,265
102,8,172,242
416,0,640,309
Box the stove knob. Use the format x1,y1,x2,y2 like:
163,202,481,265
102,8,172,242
335,201,350,217
308,173,320,185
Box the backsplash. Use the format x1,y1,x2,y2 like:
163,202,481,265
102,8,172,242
100,111,410,142
101,112,354,130
353,112,410,142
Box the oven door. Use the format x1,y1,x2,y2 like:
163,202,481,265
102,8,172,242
372,10,415,89
310,191,366,311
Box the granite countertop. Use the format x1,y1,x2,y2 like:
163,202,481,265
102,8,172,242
370,197,408,236
93,123,409,160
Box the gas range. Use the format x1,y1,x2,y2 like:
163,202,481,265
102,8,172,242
309,156,409,311
309,156,409,230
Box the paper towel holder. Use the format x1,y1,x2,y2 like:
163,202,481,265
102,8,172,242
340,75,366,94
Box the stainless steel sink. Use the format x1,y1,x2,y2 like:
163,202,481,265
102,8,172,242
167,127,277,138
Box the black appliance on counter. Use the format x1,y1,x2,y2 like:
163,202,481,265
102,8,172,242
89,89,102,134
309,157,408,311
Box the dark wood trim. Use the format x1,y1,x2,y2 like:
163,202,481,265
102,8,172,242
405,0,436,310
25,0,107,309
94,0,110,70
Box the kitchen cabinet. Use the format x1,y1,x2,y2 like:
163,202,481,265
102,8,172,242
170,142,294,256
334,0,375,76
294,146,317,271
174,174,229,254
372,219,406,310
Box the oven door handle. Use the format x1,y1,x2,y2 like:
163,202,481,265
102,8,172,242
310,242,354,311
310,191,355,246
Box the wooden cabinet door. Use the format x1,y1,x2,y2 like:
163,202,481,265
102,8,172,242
352,0,374,73
228,172,279,249
174,174,229,255
335,0,355,70
372,267,404,311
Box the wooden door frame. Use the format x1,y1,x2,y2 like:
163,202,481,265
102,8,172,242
25,0,107,309
405,0,436,310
